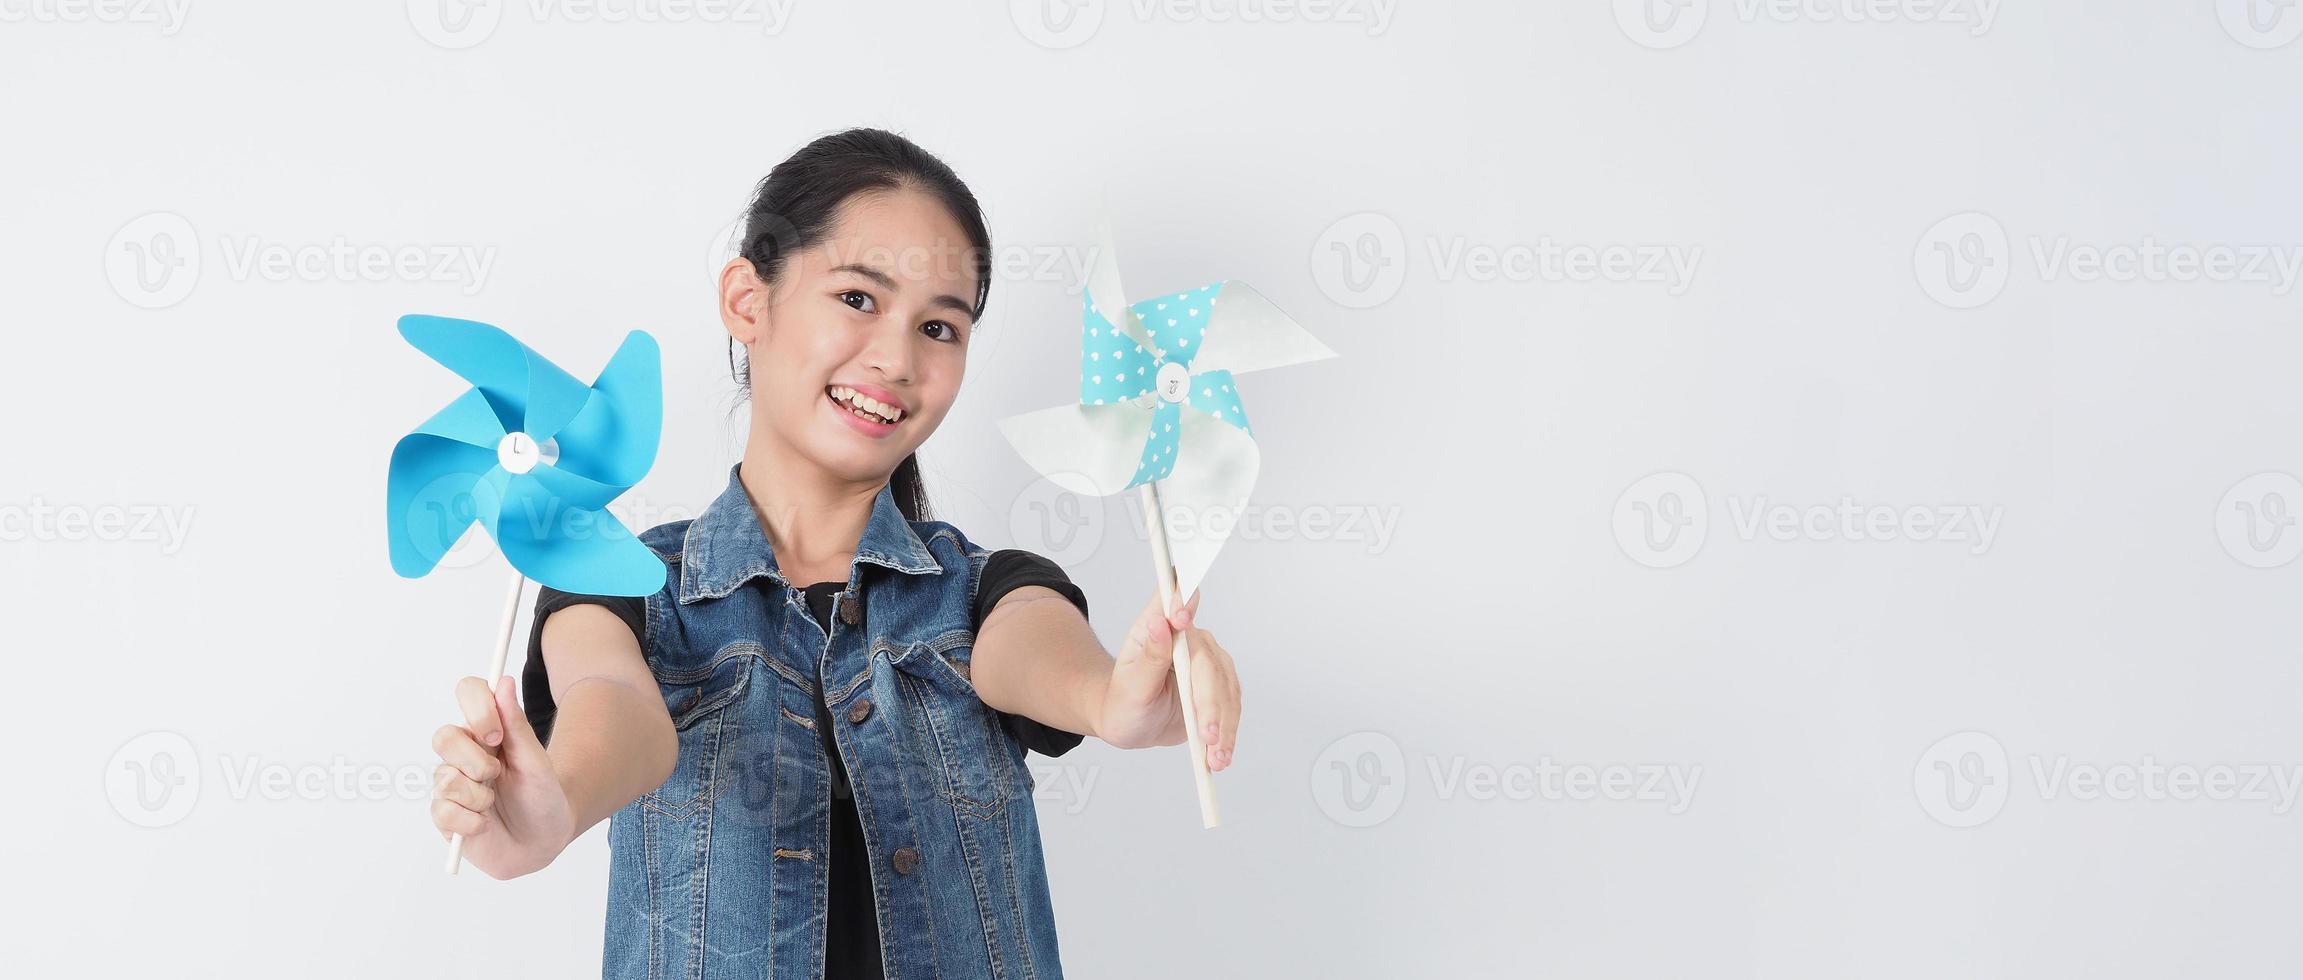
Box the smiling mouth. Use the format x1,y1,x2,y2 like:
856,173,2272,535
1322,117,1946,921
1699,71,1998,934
827,385,905,426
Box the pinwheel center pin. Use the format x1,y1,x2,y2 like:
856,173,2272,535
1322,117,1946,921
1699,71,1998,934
495,431,559,475
1155,362,1190,403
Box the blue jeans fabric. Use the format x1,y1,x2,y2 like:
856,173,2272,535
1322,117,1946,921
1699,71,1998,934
599,465,1066,979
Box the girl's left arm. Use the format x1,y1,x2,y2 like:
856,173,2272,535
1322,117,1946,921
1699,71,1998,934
972,587,1240,772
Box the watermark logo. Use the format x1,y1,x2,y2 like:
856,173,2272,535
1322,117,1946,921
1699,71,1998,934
1024,761,1100,816
1311,211,1408,309
1012,0,1393,48
409,0,795,49
1617,0,1994,48
2031,756,2303,814
1726,496,2000,553
1428,235,1702,296
1612,0,1708,49
1310,731,1701,827
212,234,498,294
105,212,201,309
712,217,1099,297
106,731,202,828
1916,730,2303,826
1010,0,1104,48
1614,473,2002,568
1311,211,1703,310
2216,471,2303,569
400,488,701,575
1310,730,1407,828
0,0,190,33
2219,0,2303,49
1915,210,2303,309
1613,471,1708,569
1006,477,1400,564
398,473,502,572
0,498,197,555
1913,730,2009,828
1913,211,2010,309
1008,473,1107,568
103,212,499,306
1130,495,1402,555
407,0,501,48
706,217,744,290
107,732,451,828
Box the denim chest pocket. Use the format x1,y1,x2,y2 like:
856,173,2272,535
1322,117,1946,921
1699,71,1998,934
641,651,753,812
880,633,1023,819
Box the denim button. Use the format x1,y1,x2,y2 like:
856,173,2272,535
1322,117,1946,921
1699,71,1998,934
839,594,862,625
847,698,874,724
892,846,921,875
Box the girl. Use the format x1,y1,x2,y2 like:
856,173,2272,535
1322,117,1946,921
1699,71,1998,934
426,128,1243,979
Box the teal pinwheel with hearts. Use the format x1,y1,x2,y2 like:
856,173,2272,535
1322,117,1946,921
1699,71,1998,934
999,226,1336,827
1077,280,1257,487
1002,228,1337,605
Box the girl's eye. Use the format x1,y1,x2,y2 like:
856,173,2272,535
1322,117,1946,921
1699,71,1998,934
921,321,959,343
838,289,876,313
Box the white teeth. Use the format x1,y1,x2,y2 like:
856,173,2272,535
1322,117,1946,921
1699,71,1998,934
830,386,902,423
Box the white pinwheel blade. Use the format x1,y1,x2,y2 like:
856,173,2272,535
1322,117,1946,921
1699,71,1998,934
1151,412,1261,601
1188,280,1338,377
1087,224,1156,353
998,401,1157,497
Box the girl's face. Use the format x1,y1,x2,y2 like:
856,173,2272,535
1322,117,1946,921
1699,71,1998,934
721,187,979,486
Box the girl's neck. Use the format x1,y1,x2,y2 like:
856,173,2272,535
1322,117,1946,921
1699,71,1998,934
738,425,884,588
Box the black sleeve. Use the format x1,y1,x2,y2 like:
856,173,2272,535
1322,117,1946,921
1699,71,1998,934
975,549,1091,758
520,586,646,748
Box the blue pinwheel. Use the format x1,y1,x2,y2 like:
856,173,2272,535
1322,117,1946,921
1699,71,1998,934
387,315,666,597
385,313,665,873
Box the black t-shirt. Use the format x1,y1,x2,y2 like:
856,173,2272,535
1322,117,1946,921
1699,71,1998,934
520,549,1089,980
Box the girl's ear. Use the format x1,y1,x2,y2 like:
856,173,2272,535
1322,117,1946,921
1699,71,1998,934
719,257,769,348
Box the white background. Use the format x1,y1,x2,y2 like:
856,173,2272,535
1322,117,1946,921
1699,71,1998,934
8,1,2303,977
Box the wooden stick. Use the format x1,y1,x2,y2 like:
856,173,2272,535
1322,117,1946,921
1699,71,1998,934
447,569,527,874
1138,482,1221,829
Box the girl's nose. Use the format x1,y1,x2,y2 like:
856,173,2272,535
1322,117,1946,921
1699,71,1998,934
862,320,916,384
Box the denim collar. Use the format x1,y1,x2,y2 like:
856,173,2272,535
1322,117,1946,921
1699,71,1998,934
678,464,941,603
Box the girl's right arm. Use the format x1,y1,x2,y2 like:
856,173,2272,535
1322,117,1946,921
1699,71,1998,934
428,604,679,880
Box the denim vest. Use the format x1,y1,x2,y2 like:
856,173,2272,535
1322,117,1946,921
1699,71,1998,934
601,465,1067,979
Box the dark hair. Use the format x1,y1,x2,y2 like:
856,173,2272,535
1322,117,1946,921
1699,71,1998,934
728,128,993,522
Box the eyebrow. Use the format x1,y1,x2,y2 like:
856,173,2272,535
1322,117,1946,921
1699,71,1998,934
831,263,977,323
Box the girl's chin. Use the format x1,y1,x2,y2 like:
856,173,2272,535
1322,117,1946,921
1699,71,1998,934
800,431,915,480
